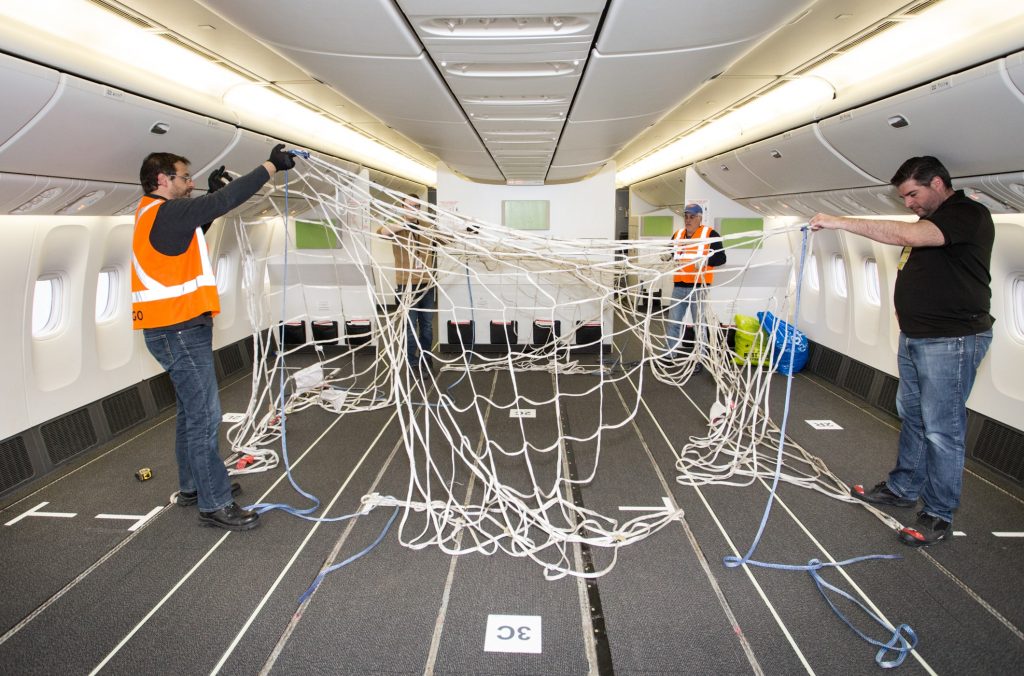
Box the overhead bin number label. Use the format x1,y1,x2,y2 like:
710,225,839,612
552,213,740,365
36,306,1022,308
484,614,542,653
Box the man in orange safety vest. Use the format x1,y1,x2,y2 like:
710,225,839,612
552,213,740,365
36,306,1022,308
661,203,726,372
132,144,297,531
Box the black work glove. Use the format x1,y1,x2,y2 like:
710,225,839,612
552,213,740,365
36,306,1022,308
268,143,296,171
207,165,232,193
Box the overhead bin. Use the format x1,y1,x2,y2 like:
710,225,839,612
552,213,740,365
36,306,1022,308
818,58,1024,181
0,73,237,185
952,173,1024,214
211,0,421,58
695,148,776,199
198,128,278,185
1005,50,1024,95
368,170,426,199
630,167,686,209
547,163,605,182
0,53,60,148
741,185,913,219
736,124,884,195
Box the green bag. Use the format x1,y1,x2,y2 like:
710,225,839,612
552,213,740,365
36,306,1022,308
733,314,770,366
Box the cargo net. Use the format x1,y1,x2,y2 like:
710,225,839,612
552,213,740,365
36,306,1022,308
222,155,875,580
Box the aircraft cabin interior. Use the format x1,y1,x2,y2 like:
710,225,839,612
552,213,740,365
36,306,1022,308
1,1,1023,674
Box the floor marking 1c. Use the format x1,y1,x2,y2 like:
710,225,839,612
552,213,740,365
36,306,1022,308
4,502,77,526
95,506,163,531
992,532,1024,538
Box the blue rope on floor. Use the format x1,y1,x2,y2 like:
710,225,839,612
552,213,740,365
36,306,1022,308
298,507,401,605
244,152,368,523
722,226,917,669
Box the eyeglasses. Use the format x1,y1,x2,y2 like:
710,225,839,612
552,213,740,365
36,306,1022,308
167,174,193,183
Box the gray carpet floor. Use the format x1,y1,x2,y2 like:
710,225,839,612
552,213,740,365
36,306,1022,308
1,347,1022,675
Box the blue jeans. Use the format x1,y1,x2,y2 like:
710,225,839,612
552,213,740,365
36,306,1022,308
889,330,992,523
144,324,233,512
401,284,435,365
664,285,707,358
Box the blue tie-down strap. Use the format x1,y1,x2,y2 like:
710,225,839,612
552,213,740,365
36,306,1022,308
757,310,809,375
805,558,918,669
723,554,916,669
288,149,311,159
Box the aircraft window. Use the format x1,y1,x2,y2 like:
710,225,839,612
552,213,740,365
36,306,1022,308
32,275,63,337
864,258,880,305
806,253,819,291
241,257,254,291
1013,275,1024,341
215,255,230,294
95,268,119,321
831,254,848,298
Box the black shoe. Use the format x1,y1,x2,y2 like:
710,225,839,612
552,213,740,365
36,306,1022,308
850,481,917,508
898,511,950,547
199,502,260,531
174,482,241,507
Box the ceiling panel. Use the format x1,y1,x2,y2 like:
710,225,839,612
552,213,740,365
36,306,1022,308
198,0,421,57
571,47,751,122
553,116,662,166
105,0,994,187
596,0,810,54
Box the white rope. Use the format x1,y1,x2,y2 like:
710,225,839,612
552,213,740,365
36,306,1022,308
217,155,861,577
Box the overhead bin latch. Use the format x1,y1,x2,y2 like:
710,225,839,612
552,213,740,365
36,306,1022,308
886,114,909,129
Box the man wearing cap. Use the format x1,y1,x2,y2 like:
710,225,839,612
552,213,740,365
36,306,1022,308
662,203,726,372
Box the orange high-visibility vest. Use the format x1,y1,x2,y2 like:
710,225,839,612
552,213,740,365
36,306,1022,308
131,196,219,329
672,225,714,284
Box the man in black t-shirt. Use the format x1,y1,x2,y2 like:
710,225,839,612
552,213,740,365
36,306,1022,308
810,156,994,547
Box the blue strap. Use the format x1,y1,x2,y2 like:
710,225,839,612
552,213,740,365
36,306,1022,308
244,152,342,520
723,227,917,669
298,507,400,605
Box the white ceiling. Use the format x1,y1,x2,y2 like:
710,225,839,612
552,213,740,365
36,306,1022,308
113,0,931,185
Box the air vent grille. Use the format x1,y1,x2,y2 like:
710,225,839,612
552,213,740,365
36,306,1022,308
102,388,146,435
41,409,98,465
793,20,899,76
973,418,1024,482
905,0,943,16
218,343,245,376
843,360,874,399
836,21,898,54
0,435,34,493
87,0,154,29
811,345,842,383
150,373,177,410
876,375,900,417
